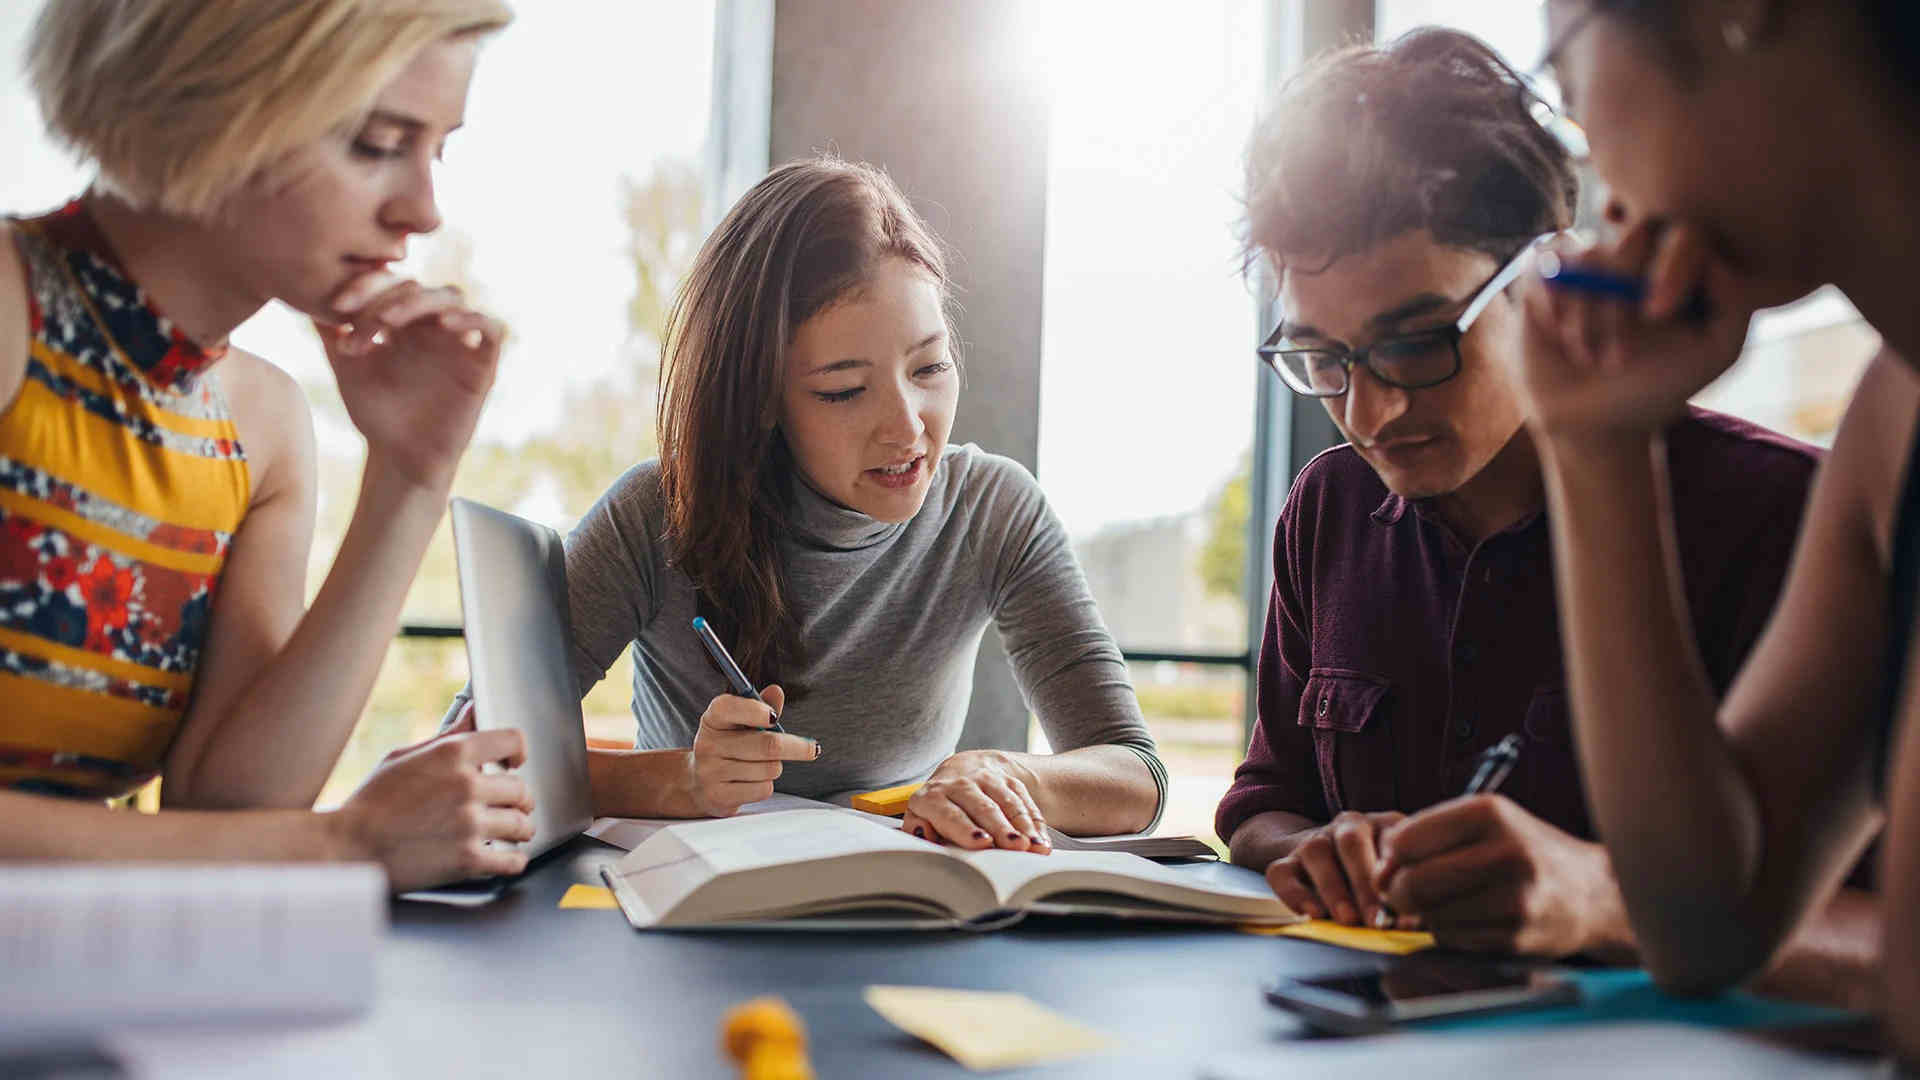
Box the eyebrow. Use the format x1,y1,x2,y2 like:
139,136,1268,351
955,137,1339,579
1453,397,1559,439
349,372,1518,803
804,331,945,376
1282,293,1457,344
1367,293,1455,328
363,109,465,135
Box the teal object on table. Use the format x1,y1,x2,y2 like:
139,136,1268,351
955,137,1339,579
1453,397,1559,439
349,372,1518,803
1418,968,1859,1034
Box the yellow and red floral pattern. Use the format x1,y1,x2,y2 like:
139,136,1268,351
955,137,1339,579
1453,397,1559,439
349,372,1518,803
0,201,250,800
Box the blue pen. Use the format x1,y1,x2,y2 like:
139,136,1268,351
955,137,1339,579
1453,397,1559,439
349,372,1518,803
690,616,787,733
1537,248,1710,320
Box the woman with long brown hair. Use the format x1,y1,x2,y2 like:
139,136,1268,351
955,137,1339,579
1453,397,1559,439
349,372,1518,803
528,157,1164,848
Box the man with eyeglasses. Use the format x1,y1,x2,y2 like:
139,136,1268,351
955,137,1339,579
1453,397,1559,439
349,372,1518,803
1214,27,1875,1000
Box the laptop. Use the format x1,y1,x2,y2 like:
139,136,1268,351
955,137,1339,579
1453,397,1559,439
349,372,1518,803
399,498,595,904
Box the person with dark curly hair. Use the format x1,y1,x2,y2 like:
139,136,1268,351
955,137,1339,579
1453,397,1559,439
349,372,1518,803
1215,26,1875,1006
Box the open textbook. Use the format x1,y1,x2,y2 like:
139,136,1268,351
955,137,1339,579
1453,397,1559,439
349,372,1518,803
585,792,1219,860
599,809,1298,930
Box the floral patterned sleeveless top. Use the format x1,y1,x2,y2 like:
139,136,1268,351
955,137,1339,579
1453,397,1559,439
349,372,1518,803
0,200,250,800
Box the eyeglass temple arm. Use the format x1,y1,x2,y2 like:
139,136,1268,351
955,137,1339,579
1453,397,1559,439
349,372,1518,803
1453,232,1564,333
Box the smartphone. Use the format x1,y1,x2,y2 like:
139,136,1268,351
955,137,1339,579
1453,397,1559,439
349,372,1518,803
1263,956,1580,1035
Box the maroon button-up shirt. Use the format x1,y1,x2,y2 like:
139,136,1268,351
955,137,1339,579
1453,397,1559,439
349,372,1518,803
1215,408,1821,848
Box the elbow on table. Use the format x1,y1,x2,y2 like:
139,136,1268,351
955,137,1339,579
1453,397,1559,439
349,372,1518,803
1637,929,1770,1000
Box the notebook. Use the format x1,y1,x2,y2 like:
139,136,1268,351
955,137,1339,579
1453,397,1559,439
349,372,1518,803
598,809,1298,930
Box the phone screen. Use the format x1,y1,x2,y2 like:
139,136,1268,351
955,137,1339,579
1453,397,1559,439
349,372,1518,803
1294,961,1539,1007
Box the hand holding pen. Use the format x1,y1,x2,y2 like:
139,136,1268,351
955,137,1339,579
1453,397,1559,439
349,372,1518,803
1371,735,1524,929
684,617,820,818
1510,218,1756,444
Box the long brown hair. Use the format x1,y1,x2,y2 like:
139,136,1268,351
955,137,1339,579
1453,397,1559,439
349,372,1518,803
656,156,951,689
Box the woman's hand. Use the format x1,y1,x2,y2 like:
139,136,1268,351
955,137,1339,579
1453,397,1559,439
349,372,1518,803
331,713,536,891
319,270,505,493
902,751,1051,854
1511,221,1755,447
685,685,820,817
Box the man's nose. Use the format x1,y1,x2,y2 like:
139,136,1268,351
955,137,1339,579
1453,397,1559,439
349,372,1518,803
1341,365,1410,445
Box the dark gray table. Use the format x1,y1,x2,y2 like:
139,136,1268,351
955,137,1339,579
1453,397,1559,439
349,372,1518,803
376,835,1375,1078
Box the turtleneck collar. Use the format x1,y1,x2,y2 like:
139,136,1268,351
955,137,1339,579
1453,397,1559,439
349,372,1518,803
783,465,910,552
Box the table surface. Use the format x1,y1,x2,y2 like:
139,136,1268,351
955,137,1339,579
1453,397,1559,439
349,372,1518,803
369,836,1375,1077
362,836,1860,1079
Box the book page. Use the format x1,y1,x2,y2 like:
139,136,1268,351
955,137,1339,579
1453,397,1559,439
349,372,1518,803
606,810,998,927
0,864,384,1032
585,794,902,852
958,847,1295,923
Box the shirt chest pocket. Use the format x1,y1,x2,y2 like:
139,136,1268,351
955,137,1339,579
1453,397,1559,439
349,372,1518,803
1298,669,1395,816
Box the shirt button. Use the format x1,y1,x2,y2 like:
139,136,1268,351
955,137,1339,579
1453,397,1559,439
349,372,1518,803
1455,717,1475,740
1454,641,1477,666
1317,697,1330,719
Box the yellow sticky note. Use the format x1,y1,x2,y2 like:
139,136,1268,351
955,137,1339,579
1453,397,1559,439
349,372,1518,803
863,986,1112,1071
558,883,619,910
850,782,921,816
1243,918,1435,955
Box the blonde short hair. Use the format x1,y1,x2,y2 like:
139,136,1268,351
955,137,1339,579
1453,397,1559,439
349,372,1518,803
27,0,513,220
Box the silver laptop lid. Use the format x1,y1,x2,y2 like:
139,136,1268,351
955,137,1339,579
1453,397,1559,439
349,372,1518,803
449,497,593,861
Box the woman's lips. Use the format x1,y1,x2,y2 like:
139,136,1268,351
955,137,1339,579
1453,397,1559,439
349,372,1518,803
866,455,925,489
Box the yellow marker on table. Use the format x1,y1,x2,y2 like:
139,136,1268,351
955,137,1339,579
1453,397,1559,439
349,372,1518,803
850,781,921,816
721,996,814,1080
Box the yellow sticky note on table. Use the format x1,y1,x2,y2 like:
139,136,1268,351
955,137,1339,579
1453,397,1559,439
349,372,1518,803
850,781,921,816
1242,918,1435,955
558,883,619,910
863,985,1112,1071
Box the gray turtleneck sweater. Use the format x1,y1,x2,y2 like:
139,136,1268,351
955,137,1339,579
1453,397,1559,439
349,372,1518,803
549,442,1166,826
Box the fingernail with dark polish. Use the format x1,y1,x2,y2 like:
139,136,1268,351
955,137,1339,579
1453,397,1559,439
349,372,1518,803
913,826,925,838
811,741,823,759
1029,835,1045,846
1008,831,1023,841
973,830,989,841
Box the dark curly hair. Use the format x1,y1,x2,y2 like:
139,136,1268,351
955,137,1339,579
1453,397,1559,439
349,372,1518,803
1241,27,1578,278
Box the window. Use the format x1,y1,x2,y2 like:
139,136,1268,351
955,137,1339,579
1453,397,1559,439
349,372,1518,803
1036,0,1268,842
1,4,719,804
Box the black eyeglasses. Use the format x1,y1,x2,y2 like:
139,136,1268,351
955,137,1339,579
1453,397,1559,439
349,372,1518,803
1256,240,1542,399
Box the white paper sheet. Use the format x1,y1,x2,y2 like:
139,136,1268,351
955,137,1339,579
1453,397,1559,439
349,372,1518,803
585,792,902,851
0,864,385,1033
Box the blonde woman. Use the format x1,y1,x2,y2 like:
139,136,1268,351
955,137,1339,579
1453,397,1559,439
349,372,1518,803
0,0,533,890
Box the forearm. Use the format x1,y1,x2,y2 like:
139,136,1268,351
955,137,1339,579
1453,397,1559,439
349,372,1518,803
1226,809,1326,870
1003,744,1157,835
0,790,348,863
1539,432,1765,987
174,456,449,809
588,747,704,818
1749,888,1882,1012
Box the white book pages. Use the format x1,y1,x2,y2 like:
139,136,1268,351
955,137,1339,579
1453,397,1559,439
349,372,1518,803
585,792,902,851
0,864,385,1034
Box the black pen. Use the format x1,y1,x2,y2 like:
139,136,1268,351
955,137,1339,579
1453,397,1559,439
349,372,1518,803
690,616,787,734
1372,734,1526,929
